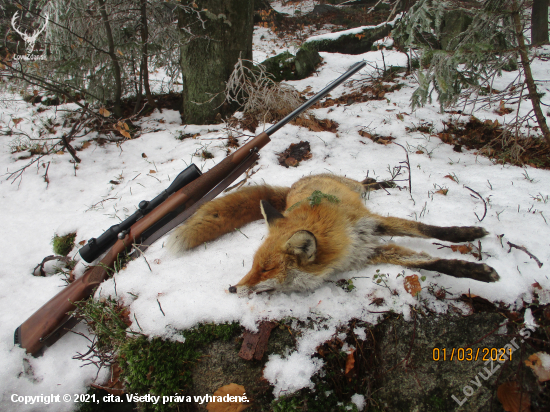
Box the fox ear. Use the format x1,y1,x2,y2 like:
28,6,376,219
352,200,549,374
285,230,317,264
260,200,284,228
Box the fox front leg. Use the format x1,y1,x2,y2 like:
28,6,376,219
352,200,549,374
368,244,499,283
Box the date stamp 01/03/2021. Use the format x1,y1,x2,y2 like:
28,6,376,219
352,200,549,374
446,325,537,407
432,347,513,362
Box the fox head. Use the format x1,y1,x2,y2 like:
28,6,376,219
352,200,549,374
228,200,325,296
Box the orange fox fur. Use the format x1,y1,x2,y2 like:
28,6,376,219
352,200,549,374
167,174,498,295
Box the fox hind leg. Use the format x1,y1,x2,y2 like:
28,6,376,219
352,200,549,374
368,244,499,283
373,215,488,243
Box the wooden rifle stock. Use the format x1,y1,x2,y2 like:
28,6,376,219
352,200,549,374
15,61,366,355
16,132,270,356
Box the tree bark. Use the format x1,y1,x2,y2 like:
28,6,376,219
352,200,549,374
97,0,123,118
531,0,549,45
139,0,156,110
179,0,254,124
513,3,550,147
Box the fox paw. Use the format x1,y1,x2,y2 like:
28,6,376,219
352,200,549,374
425,259,499,283
424,225,488,243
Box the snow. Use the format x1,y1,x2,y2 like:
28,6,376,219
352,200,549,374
373,36,394,49
271,0,318,15
263,352,324,397
351,393,366,410
2,18,550,412
524,308,539,330
304,14,401,44
539,352,550,370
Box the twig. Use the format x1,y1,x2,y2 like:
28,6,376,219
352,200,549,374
507,241,543,268
61,134,81,163
157,299,165,316
42,161,50,188
224,163,261,192
133,313,142,331
32,255,70,277
132,243,152,272
464,185,487,222
86,197,118,212
393,142,412,193
476,240,483,261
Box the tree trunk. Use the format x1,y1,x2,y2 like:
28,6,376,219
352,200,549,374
140,0,157,110
97,0,123,118
179,0,254,124
531,0,549,45
513,3,550,147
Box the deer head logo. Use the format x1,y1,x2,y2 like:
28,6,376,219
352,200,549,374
11,12,49,55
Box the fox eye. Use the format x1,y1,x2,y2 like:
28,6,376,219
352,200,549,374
261,267,275,273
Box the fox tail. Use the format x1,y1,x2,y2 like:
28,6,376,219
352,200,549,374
167,184,289,252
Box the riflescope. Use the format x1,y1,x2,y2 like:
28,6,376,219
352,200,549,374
79,163,202,263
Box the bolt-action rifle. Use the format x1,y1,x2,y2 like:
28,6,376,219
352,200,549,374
15,61,366,356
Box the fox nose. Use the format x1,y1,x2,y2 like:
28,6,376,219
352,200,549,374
228,285,237,294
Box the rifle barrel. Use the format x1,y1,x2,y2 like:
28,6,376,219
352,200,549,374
265,61,366,136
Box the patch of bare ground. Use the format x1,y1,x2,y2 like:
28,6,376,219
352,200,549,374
439,117,550,169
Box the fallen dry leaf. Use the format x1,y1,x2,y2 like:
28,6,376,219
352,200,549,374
99,107,110,117
206,383,250,412
497,381,530,412
524,352,550,382
91,363,124,396
80,141,92,150
496,100,514,116
450,244,473,254
435,188,448,195
345,349,355,375
404,275,421,297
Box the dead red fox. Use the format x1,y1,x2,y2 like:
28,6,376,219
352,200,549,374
168,174,498,295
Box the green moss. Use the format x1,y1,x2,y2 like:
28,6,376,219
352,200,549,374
427,394,446,412
52,232,76,256
118,322,240,411
271,380,359,412
287,191,340,212
76,297,241,412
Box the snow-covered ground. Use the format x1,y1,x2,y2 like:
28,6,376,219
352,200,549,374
1,16,550,412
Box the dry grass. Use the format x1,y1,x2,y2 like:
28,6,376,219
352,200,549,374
225,58,303,124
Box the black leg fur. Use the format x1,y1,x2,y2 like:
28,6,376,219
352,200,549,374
420,259,499,283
